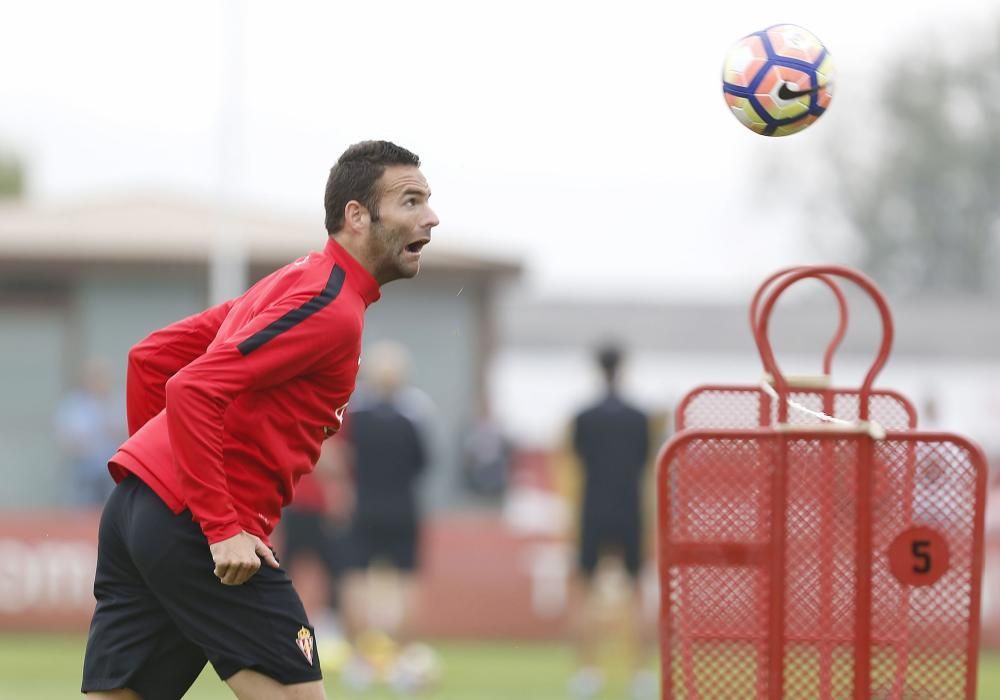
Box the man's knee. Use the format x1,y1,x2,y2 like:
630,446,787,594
85,691,143,700
226,669,326,700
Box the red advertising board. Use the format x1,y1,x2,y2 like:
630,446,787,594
1,490,997,643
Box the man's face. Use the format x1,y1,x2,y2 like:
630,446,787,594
365,165,439,285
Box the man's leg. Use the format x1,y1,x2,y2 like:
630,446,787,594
226,670,326,699
568,524,604,698
85,691,141,700
626,583,658,699
339,568,383,691
395,572,419,645
622,527,657,699
388,521,421,646
570,573,602,667
573,522,602,665
632,566,660,669
340,519,372,642
374,523,428,693
340,569,370,640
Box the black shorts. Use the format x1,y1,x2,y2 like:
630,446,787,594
347,518,419,572
578,517,643,580
279,506,347,577
82,477,322,699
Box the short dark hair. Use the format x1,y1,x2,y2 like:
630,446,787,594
324,140,421,235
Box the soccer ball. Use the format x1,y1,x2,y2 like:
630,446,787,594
722,24,835,136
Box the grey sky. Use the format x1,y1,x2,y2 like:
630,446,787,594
1,0,993,300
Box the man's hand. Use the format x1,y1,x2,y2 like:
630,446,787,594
209,531,280,586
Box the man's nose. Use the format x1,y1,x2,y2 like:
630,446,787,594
425,209,440,229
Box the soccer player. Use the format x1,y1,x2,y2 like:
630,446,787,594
566,344,657,700
81,140,438,700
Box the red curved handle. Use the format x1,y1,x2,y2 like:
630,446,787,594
756,266,894,422
749,266,849,376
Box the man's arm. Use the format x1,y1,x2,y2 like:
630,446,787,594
165,297,353,545
126,300,234,435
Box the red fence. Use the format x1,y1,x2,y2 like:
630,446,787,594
0,509,573,638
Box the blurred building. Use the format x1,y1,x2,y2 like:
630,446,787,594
0,193,520,509
492,292,1000,462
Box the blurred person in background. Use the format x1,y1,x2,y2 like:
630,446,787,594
460,409,513,503
565,343,657,700
338,340,434,693
54,357,126,507
81,140,438,700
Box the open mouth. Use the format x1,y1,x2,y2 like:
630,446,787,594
405,239,430,254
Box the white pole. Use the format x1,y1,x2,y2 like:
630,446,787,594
211,0,248,304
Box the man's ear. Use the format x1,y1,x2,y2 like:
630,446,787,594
344,200,370,233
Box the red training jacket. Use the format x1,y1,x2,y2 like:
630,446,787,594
109,237,380,545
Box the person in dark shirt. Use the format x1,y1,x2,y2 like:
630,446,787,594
338,341,432,691
568,343,656,700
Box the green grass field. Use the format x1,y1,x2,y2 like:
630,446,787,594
0,635,587,700
2,635,1000,699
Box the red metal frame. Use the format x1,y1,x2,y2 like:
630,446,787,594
677,266,917,435
749,266,849,377
657,266,987,699
656,428,988,699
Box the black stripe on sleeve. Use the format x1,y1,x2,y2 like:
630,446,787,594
237,265,346,356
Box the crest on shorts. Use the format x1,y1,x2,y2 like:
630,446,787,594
296,626,315,666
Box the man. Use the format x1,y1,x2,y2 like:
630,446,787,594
337,341,432,690
54,357,125,506
567,344,656,700
81,140,438,700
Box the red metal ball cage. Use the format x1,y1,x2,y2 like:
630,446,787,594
656,266,987,699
